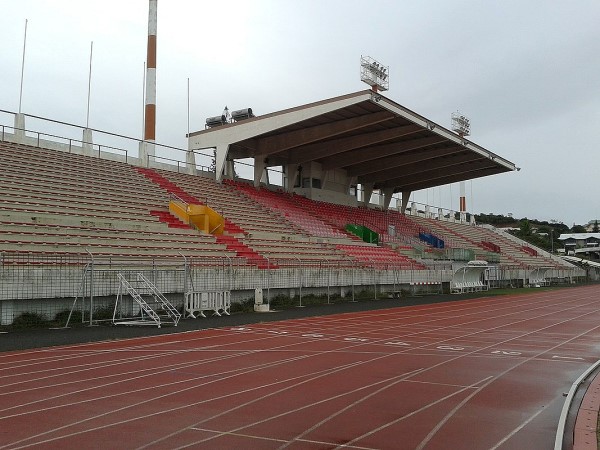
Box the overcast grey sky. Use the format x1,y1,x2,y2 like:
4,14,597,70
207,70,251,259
1,1,599,226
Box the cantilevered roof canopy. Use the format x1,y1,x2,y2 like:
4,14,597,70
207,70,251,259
188,90,517,193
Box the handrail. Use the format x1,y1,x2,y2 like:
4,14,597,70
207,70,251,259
2,123,130,159
0,108,192,153
554,359,600,450
149,153,211,173
0,111,217,164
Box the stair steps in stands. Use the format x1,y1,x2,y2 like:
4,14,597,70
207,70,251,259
149,210,190,229
137,168,270,268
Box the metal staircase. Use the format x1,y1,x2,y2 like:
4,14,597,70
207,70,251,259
113,272,181,327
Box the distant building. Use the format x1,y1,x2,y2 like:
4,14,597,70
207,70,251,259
559,233,600,259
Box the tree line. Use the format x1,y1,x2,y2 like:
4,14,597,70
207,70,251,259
474,214,599,253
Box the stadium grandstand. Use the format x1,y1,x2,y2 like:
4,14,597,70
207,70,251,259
0,87,584,326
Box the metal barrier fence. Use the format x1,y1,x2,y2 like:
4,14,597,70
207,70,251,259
0,251,587,325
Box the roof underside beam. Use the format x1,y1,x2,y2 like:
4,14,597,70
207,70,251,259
357,151,482,184
346,145,466,177
382,165,507,192
320,134,445,170
254,110,395,156
393,169,507,192
287,123,424,165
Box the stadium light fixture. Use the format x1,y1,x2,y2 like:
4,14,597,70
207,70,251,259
451,111,471,137
360,55,389,92
451,111,472,217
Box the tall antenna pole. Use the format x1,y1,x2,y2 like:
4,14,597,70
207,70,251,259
18,19,28,114
187,77,190,136
451,111,471,220
144,0,157,142
86,41,93,128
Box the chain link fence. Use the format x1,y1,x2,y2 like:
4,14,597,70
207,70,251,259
0,251,586,325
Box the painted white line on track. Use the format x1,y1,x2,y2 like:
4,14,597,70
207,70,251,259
336,293,600,449
3,287,599,449
490,406,547,449
415,376,496,450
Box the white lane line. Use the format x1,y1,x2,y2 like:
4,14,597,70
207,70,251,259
415,377,495,450
188,296,600,450
0,331,295,392
337,295,600,449
552,355,584,360
329,376,493,450
277,368,428,450
489,406,547,449
412,316,600,449
178,367,428,450
3,288,597,449
0,330,351,417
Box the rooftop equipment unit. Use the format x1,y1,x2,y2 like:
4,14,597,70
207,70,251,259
205,115,227,128
231,108,254,121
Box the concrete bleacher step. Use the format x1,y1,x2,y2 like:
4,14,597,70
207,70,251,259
0,211,201,236
8,140,562,271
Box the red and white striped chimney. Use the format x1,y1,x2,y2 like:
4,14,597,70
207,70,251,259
144,0,157,142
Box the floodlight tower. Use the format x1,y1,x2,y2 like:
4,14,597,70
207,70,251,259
360,56,389,93
360,56,389,204
451,111,471,220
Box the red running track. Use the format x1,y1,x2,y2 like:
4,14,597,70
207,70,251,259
1,285,599,449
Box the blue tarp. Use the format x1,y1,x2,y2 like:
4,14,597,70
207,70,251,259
419,232,445,249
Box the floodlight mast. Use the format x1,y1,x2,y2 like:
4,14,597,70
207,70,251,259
360,56,389,92
451,111,471,217
451,111,470,138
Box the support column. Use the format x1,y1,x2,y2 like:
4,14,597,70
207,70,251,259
382,187,394,211
82,128,93,156
261,163,270,185
14,113,25,144
321,170,330,190
214,144,229,183
362,183,374,207
253,157,266,187
400,190,411,214
346,176,357,196
285,163,299,193
138,141,154,168
224,159,235,179
186,149,196,175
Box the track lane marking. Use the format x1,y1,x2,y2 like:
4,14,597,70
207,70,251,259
2,286,596,448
